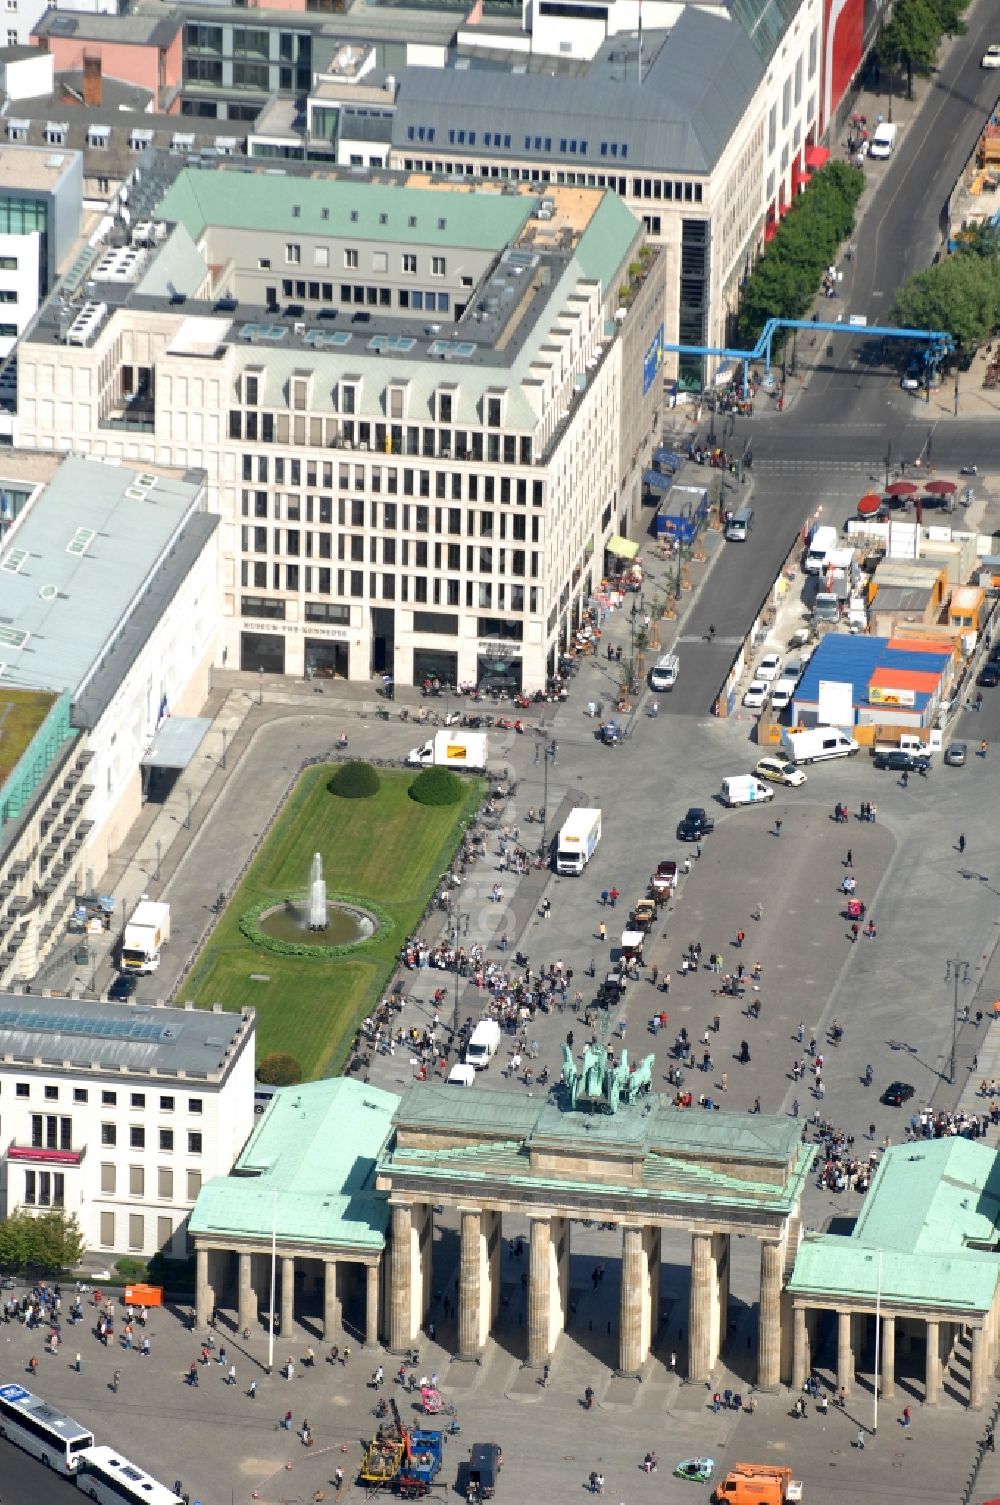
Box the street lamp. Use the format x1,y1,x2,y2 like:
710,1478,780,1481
450,910,469,1039
945,955,971,1084
539,741,557,859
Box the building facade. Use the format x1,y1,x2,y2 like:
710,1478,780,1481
0,992,256,1258
0,143,82,360
15,166,663,689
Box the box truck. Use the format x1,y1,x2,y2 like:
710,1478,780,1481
406,730,488,770
720,775,775,807
781,727,859,764
715,1464,802,1505
555,807,602,874
804,525,838,574
120,900,171,974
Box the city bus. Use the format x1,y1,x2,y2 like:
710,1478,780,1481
0,1382,95,1472
75,1445,185,1505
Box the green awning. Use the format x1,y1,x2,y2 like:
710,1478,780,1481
606,535,639,560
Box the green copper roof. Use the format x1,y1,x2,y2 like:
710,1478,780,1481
788,1140,1000,1313
191,1078,398,1249
157,169,534,252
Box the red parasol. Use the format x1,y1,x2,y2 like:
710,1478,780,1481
924,479,956,494
857,494,882,516
884,481,919,497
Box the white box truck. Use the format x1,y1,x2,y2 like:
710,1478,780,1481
406,730,488,770
781,727,860,764
555,807,602,874
805,525,838,574
465,1019,501,1070
720,775,775,807
120,900,171,974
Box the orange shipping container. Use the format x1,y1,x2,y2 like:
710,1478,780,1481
123,1283,164,1307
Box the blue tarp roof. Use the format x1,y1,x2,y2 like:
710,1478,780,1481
644,469,674,494
652,447,684,472
794,635,950,711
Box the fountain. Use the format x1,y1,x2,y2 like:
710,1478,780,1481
308,851,327,931
254,849,379,949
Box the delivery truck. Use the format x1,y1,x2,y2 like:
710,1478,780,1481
120,900,171,974
406,730,488,770
781,726,860,764
555,807,602,874
804,525,837,575
465,1019,502,1069
715,1464,802,1505
720,775,775,807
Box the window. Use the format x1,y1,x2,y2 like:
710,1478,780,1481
102,1089,117,1105
130,1092,145,1109
187,1170,202,1201
158,1167,174,1199
188,1097,203,1115
431,256,446,277
44,1085,58,1101
87,126,110,149
159,1129,174,1152
344,248,359,269
402,253,417,275
157,1216,173,1251
130,1126,145,1149
100,1212,115,1248
189,1132,203,1155
101,1123,117,1146
74,1088,88,1104
128,1214,144,1252
100,1163,116,1195
15,1082,28,1098
159,1095,175,1112
285,243,301,265
129,1166,145,1198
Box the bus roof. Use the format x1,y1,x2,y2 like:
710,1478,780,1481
0,1384,93,1441
77,1444,185,1503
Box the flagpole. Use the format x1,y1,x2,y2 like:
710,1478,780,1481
267,1185,277,1374
873,1248,882,1436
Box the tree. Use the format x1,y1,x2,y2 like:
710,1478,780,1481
408,766,463,806
890,255,1000,351
328,760,380,799
256,1051,303,1085
956,222,1000,261
877,0,944,96
0,1210,85,1274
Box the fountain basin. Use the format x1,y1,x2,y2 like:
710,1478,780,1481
257,900,377,948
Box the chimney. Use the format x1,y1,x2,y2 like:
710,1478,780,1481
83,53,102,109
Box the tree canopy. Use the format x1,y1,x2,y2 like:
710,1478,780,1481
890,255,1000,350
0,1211,86,1274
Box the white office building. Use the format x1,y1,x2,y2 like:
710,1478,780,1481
0,993,256,1258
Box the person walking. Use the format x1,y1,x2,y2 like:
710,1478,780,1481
247,1379,257,1399
227,1363,237,1386
845,848,853,867
75,1353,82,1373
774,817,782,838
857,1429,866,1451
598,922,607,943
112,1369,121,1394
958,833,966,854
901,1406,911,1428
791,1099,799,1119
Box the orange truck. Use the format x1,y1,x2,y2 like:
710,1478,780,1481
714,1464,802,1505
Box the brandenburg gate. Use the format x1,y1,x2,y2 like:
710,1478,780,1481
376,1060,811,1388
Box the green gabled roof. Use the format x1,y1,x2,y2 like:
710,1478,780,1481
573,189,642,296
157,169,534,252
191,1078,398,1249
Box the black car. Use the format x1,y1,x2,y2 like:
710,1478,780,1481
108,971,137,1001
872,749,930,773
677,807,714,842
978,664,1000,688
881,1080,915,1106
459,1443,503,1501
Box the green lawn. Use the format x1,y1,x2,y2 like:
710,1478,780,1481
181,767,481,1078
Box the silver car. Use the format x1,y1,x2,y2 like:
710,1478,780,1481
944,741,967,767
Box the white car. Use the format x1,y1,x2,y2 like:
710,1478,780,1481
983,43,1000,68
743,680,770,711
770,677,797,712
756,652,782,682
754,756,807,787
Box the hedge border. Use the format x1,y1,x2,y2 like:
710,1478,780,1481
239,892,394,960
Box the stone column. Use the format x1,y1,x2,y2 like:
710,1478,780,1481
458,1209,483,1361
688,1232,714,1382
527,1216,552,1367
925,1319,941,1405
281,1255,295,1339
238,1250,254,1334
195,1247,213,1330
880,1314,896,1401
366,1263,380,1348
970,1325,987,1410
791,1305,809,1392
487,1211,502,1326
389,1204,414,1352
715,1233,730,1356
837,1309,854,1396
618,1226,645,1376
323,1260,340,1340
757,1240,782,1393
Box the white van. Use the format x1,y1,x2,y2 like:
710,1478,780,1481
805,525,838,574
868,122,897,159
781,727,860,764
447,1063,476,1087
465,1018,501,1069
650,652,680,691
720,775,775,807
726,506,753,541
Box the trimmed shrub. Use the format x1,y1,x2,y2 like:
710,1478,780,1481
114,1257,147,1279
328,760,380,799
409,766,464,806
256,1051,303,1086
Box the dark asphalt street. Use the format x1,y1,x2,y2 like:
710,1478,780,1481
0,1435,79,1505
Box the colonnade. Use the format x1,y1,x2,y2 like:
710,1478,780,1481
385,1199,785,1387
791,1299,1000,1410
195,1243,380,1346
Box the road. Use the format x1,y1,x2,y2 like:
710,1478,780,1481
668,0,1000,715
0,1435,79,1505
